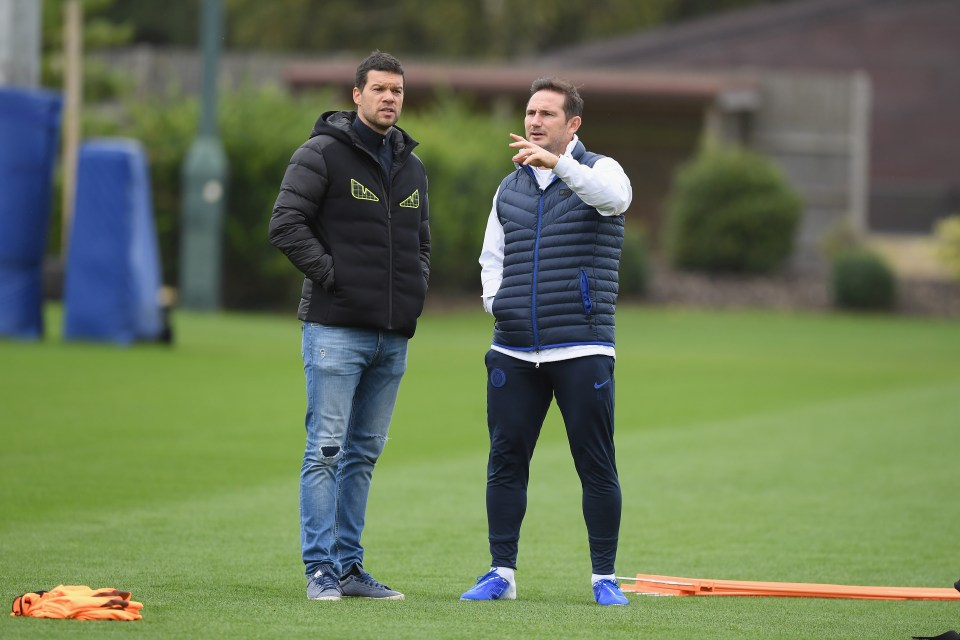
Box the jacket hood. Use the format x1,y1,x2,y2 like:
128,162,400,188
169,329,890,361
309,110,417,152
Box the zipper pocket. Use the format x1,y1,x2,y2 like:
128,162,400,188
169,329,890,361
579,269,593,315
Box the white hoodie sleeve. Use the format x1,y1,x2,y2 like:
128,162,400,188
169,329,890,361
552,153,632,217
478,188,504,315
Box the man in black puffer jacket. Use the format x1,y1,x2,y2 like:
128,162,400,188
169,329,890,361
269,51,429,603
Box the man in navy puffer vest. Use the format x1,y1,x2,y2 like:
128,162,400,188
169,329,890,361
460,78,633,606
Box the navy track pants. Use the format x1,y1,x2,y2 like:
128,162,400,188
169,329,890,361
484,349,622,574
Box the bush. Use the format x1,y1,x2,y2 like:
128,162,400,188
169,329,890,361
933,215,960,280
664,145,802,274
619,224,649,297
831,249,897,311
819,216,861,261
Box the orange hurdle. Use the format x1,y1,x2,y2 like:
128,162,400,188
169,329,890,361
620,573,960,601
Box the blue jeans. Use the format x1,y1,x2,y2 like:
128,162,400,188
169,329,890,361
300,322,408,578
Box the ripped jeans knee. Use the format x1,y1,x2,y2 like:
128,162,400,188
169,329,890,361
306,442,343,467
320,444,341,459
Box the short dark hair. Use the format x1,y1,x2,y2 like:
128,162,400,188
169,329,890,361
530,77,583,119
355,51,404,90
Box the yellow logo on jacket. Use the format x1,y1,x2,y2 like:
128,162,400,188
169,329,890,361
399,189,420,208
351,179,379,202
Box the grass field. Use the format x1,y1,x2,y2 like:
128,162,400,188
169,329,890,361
1,304,958,639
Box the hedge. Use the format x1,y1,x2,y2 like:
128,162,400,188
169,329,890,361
664,145,802,274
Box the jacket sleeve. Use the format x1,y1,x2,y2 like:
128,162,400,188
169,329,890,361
419,175,431,286
268,140,335,290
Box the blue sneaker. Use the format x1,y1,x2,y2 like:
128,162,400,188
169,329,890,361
460,570,516,601
593,579,629,606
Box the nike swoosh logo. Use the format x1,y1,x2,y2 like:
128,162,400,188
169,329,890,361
594,379,610,390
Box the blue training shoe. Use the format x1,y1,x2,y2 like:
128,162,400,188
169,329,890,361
593,579,629,606
460,570,516,601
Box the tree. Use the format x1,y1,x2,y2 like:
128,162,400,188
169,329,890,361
41,0,133,98
98,0,795,60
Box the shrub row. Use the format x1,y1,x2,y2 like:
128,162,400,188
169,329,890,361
64,85,911,314
664,144,906,312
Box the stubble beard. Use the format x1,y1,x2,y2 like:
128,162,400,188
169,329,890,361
529,131,563,156
365,106,398,134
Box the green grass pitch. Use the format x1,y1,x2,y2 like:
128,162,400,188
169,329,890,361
1,304,958,639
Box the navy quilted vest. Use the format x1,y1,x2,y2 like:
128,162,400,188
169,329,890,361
491,141,624,351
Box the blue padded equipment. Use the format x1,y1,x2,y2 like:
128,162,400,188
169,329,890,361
0,87,62,340
63,139,164,344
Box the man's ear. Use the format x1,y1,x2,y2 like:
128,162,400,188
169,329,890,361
567,115,582,134
352,87,361,107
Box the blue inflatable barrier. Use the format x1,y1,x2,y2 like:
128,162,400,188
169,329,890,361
63,139,164,345
0,267,44,340
0,87,62,340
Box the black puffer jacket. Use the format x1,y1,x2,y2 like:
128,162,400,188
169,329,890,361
269,111,430,338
